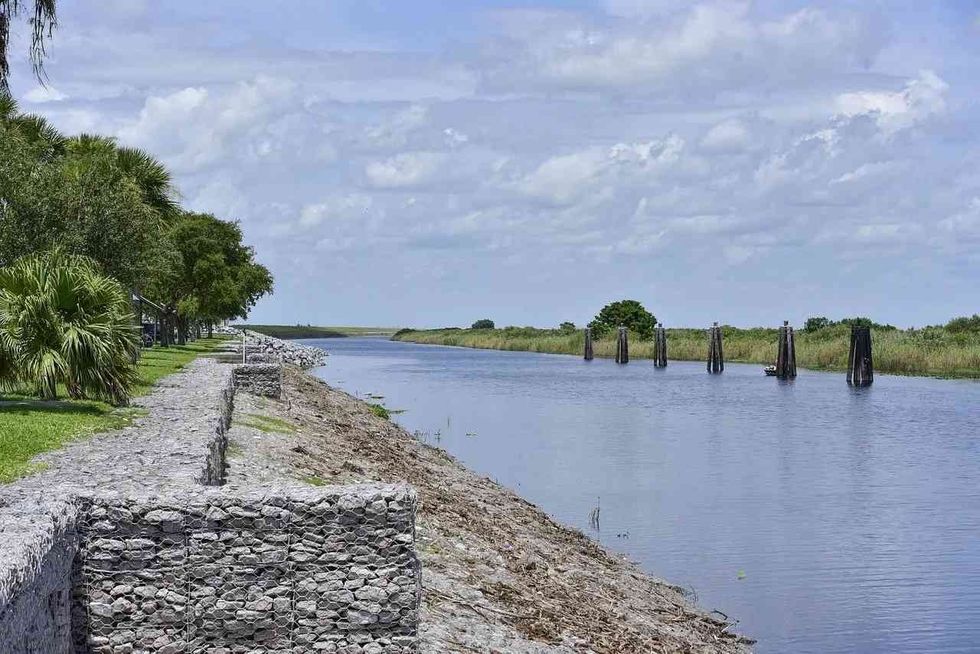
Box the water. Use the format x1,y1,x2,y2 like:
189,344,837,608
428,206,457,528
307,337,980,653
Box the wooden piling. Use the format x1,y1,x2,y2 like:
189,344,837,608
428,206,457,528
653,325,667,368
615,326,629,364
846,325,873,386
707,322,724,373
584,328,594,361
775,320,797,379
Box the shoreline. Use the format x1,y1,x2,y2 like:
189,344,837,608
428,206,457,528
256,364,752,652
390,330,980,381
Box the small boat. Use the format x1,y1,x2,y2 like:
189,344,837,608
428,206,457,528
764,365,777,376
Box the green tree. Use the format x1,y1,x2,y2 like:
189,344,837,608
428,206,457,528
559,321,576,333
0,0,57,91
146,212,273,343
588,300,657,339
0,250,139,404
803,316,830,332
0,101,176,288
471,319,495,329
946,314,980,333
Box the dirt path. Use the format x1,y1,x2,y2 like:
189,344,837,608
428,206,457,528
229,367,754,653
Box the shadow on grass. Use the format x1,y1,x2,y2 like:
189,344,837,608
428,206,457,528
0,400,108,415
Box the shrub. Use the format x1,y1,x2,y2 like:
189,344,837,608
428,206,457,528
803,316,831,332
0,251,139,405
559,321,576,333
946,314,980,333
471,319,495,329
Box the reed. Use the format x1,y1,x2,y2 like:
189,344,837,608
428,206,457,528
392,325,980,379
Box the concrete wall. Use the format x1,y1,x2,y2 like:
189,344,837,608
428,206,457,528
233,364,282,400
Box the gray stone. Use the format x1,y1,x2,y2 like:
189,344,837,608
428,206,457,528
0,358,420,653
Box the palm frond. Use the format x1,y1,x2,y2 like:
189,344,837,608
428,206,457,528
0,248,139,404
116,146,179,215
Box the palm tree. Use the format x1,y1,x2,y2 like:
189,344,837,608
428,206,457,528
0,1,58,91
116,146,179,215
1,91,66,162
66,135,178,215
0,249,139,405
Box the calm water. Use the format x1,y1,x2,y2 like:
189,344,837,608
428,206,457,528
307,337,980,653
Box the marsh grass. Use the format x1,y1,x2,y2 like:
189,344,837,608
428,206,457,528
0,336,229,482
394,326,980,379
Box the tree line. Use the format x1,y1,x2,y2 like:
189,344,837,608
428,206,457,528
0,92,272,403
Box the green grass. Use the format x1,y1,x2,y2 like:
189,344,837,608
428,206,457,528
393,326,980,379
367,403,391,420
236,324,401,338
0,336,228,483
238,413,297,434
302,475,328,486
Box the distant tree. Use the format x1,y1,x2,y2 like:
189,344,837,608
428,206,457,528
471,319,495,330
559,321,576,333
945,314,980,333
839,316,896,331
0,0,58,91
589,300,656,339
803,316,830,332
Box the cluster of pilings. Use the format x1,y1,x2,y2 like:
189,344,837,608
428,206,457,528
580,320,874,385
775,320,797,379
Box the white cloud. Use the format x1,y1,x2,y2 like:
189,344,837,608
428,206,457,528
116,77,296,171
700,118,750,153
836,70,948,133
300,195,373,228
520,136,685,205
489,3,883,96
23,85,68,103
365,151,448,189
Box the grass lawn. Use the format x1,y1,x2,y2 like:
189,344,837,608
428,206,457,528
0,336,228,483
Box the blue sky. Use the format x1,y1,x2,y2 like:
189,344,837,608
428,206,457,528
7,0,980,328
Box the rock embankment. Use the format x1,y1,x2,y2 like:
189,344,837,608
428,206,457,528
244,330,327,368
231,366,754,653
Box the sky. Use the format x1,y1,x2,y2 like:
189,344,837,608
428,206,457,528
6,0,980,328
